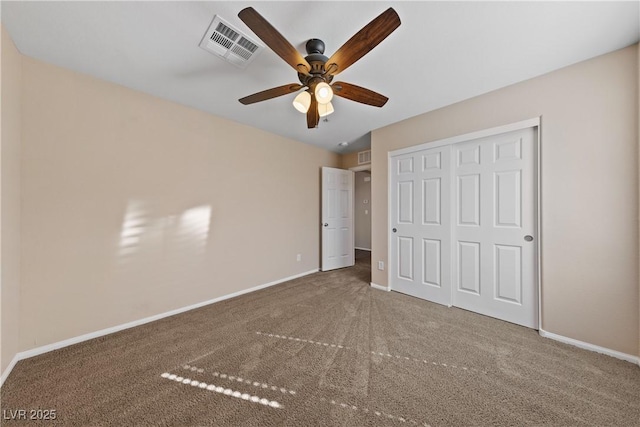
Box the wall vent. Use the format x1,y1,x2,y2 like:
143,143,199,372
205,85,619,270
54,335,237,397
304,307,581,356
199,16,263,69
358,150,372,165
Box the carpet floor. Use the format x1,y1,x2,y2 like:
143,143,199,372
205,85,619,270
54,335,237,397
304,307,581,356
2,252,639,426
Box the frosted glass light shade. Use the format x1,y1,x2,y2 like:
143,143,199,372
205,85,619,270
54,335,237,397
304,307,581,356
292,91,311,113
314,82,333,105
318,102,334,117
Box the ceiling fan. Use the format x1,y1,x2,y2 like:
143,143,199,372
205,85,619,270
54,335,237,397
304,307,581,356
237,7,401,129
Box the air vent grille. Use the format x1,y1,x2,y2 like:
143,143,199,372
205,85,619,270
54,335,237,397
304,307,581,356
358,150,371,165
200,16,263,69
237,37,258,53
232,44,252,60
210,32,234,50
215,22,239,41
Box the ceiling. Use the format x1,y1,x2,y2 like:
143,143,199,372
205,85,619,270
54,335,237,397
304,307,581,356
2,2,638,154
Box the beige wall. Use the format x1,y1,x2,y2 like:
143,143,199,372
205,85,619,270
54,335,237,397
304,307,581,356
1,27,23,375
354,171,372,250
18,55,339,350
372,45,639,357
341,152,360,169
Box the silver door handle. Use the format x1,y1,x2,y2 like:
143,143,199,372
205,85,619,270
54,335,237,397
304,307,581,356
392,228,397,233
524,235,533,242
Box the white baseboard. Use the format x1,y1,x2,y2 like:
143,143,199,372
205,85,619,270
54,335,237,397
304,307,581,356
0,354,21,388
355,247,372,251
539,329,639,365
0,269,318,387
370,282,390,292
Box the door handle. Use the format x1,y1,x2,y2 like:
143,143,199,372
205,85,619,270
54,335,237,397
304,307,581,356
323,223,328,227
524,235,534,242
392,228,397,233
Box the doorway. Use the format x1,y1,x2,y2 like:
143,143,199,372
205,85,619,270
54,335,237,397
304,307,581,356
353,170,372,252
351,165,372,276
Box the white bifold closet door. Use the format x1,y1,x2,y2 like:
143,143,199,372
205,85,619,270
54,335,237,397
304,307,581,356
390,127,537,328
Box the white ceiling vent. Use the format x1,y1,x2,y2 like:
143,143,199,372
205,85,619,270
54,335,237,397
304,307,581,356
358,150,371,165
199,16,263,69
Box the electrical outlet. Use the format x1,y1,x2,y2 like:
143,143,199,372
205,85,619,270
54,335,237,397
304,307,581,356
296,254,301,262
378,261,384,270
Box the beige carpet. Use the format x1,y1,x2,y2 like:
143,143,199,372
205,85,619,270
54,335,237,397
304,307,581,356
2,252,639,426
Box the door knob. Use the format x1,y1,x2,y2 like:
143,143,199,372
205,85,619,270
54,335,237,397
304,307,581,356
524,235,534,242
392,228,397,233
324,223,328,227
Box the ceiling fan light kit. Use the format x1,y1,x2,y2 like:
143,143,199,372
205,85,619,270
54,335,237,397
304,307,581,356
314,82,333,105
292,91,311,113
318,102,335,117
237,7,401,128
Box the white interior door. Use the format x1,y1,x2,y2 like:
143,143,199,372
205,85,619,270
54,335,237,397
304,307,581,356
390,147,452,306
389,125,538,329
321,167,355,271
452,128,537,328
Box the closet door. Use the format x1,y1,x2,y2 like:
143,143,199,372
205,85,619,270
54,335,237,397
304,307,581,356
452,128,537,328
390,147,452,306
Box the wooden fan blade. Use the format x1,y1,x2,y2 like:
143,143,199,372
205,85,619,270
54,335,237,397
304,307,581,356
307,96,319,128
239,84,303,105
238,7,311,75
332,82,388,107
325,8,400,77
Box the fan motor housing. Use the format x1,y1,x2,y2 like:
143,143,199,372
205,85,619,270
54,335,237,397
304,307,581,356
298,38,333,87
306,38,325,55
